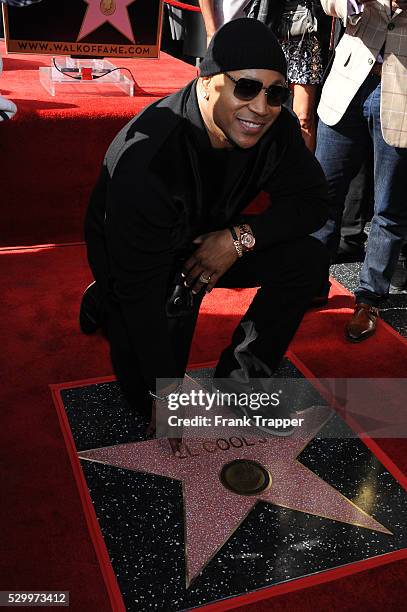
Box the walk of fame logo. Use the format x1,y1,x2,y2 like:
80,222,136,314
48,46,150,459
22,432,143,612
78,0,136,43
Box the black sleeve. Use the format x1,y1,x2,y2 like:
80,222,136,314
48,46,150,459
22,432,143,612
243,118,329,250
105,162,179,391
84,164,111,293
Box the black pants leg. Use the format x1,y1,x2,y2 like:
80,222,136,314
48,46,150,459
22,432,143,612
215,236,329,379
105,299,152,418
104,289,205,416
340,152,374,251
167,294,205,375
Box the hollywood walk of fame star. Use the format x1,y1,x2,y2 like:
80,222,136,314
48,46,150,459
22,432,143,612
79,393,392,584
77,0,136,43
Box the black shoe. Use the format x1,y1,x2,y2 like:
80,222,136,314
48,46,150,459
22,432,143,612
79,281,104,334
309,281,331,308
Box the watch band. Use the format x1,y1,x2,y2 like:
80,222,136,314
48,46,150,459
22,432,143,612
228,226,243,258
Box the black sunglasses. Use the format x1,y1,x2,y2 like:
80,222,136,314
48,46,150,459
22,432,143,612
224,72,290,107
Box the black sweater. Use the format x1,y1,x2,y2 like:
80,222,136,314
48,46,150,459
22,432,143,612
85,79,328,389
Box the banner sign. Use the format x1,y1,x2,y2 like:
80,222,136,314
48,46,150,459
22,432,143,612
3,0,163,59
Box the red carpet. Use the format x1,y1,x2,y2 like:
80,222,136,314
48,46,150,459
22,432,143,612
1,242,407,611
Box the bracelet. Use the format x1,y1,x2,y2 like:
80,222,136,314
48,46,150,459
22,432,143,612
149,382,183,402
228,226,243,258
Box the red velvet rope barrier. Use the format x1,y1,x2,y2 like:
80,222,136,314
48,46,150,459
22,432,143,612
164,0,202,12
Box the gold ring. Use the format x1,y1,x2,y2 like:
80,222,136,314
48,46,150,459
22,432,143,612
199,274,211,284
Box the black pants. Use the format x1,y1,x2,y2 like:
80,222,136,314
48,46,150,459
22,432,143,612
105,236,328,416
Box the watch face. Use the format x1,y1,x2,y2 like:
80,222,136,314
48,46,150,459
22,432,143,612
241,233,255,249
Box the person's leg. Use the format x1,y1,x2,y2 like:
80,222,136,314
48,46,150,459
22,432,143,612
338,149,374,260
312,93,370,260
354,78,407,305
291,83,318,152
104,298,152,418
104,292,205,416
214,236,329,380
167,292,205,375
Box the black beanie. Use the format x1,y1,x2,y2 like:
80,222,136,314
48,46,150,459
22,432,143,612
199,18,287,79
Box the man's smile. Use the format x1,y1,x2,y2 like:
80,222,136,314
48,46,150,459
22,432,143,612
237,117,266,133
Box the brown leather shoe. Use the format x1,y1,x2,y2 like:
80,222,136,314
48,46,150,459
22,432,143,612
345,303,380,343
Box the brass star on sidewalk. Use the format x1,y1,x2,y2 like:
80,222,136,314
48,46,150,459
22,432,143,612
78,0,136,43
79,398,391,585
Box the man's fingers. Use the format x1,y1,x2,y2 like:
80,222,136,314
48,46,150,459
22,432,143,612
182,261,200,285
182,230,234,289
182,233,213,278
192,274,218,294
184,263,213,290
191,271,216,294
185,266,202,288
169,437,183,457
204,274,219,293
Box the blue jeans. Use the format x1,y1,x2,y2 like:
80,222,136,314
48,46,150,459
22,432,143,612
313,74,407,306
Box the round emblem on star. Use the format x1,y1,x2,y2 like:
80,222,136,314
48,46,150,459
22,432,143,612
220,459,272,496
100,0,116,16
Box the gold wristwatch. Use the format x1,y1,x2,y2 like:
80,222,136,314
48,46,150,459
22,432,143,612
239,224,256,252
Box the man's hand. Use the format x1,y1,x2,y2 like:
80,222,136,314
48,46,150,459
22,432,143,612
146,399,183,457
182,229,239,294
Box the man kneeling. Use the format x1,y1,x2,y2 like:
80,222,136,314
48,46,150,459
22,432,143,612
81,19,329,453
